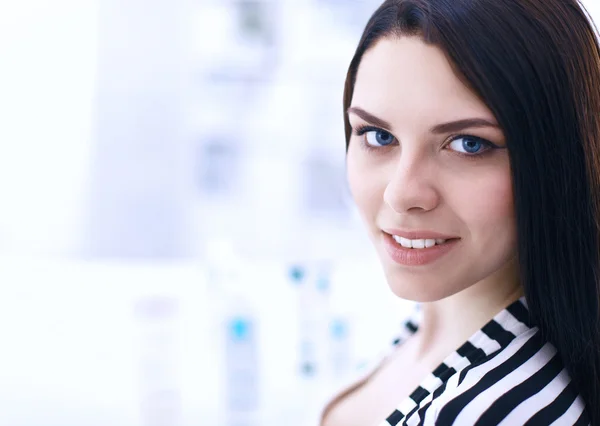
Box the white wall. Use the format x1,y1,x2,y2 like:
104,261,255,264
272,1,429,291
0,0,98,256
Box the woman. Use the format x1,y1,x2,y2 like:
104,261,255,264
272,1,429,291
320,0,600,425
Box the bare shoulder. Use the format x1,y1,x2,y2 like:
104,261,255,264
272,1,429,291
320,377,370,426
321,339,429,426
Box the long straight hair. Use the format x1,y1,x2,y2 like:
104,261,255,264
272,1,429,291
344,0,600,422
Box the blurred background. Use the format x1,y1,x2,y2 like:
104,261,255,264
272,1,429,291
1,0,599,425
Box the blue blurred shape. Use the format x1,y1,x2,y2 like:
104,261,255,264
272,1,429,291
230,317,252,341
289,265,305,284
316,276,330,292
331,318,348,339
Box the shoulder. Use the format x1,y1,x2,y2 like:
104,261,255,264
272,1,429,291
426,328,590,425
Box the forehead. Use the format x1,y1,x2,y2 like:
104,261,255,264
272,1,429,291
352,36,494,124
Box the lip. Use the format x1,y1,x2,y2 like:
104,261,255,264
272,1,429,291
381,231,460,266
382,228,459,240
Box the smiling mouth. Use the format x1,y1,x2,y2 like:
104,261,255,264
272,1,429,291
381,232,460,266
380,228,460,248
390,235,460,249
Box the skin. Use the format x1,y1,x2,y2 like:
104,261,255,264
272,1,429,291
325,35,524,426
347,34,522,350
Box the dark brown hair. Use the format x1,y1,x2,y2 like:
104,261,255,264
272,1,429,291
344,0,600,422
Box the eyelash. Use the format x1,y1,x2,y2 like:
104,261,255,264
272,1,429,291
352,124,499,160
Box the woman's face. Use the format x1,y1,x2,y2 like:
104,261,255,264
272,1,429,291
347,36,518,302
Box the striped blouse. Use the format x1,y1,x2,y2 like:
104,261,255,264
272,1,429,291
325,297,591,426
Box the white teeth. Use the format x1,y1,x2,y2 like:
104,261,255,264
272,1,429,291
392,235,448,249
393,235,412,248
412,239,425,249
399,237,412,248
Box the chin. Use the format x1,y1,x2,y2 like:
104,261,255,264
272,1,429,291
382,268,462,303
386,282,446,303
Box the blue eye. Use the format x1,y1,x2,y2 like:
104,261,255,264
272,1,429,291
364,129,395,147
448,136,492,155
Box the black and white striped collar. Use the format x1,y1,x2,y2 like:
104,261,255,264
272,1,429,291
384,296,535,422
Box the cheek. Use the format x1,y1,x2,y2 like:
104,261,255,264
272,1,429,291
452,167,515,246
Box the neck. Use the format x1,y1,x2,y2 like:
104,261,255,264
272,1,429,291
411,257,523,367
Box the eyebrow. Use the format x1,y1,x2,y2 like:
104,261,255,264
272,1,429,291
347,106,500,134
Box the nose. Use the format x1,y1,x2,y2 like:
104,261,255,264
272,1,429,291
383,151,440,214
